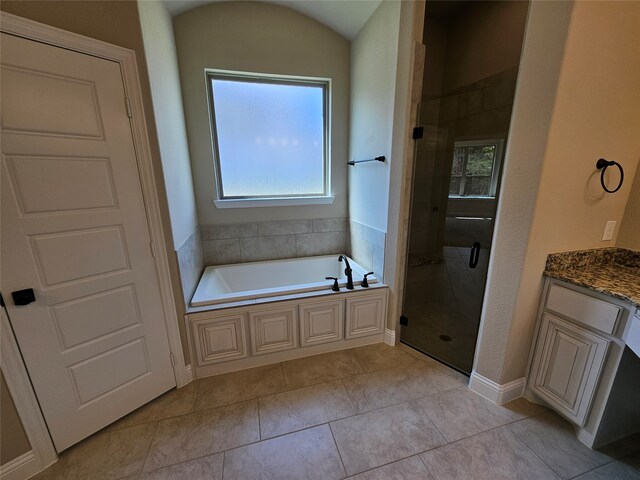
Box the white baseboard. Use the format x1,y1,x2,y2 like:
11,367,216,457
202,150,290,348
0,451,42,480
384,328,396,346
469,371,525,405
184,364,194,384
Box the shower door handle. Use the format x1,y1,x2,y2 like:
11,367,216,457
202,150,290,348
469,242,481,269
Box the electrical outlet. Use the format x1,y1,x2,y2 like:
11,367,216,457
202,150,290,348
602,220,616,241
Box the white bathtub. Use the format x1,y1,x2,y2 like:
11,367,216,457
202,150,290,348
191,255,377,307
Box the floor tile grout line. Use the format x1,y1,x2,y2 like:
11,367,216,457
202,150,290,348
418,452,438,480
564,448,640,480
257,396,263,440
412,399,448,443
106,383,200,433
327,422,349,478
139,421,160,474
282,400,549,477
506,414,629,480
46,345,559,479
217,390,529,463
136,450,225,477
359,415,552,479
505,423,568,479
104,372,537,471
338,377,358,413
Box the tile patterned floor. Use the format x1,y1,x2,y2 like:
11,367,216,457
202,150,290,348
33,343,640,480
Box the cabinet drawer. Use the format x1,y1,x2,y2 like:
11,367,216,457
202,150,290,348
191,313,248,366
299,299,344,347
530,313,610,426
249,305,298,355
547,284,620,335
345,292,386,339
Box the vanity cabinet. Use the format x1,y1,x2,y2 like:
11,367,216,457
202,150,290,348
528,279,639,448
529,313,610,426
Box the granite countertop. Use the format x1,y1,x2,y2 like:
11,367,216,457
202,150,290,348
544,248,640,308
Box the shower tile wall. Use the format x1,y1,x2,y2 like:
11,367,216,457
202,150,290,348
410,66,518,265
349,220,386,281
176,226,205,305
201,218,349,265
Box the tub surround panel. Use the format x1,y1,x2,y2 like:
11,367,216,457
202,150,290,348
350,219,386,281
239,235,297,263
201,218,349,266
187,287,388,379
203,238,242,265
176,227,204,306
544,248,640,307
201,223,258,240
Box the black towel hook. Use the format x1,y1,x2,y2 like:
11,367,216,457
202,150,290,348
596,158,624,193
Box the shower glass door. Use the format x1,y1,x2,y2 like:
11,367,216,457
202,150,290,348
400,0,529,374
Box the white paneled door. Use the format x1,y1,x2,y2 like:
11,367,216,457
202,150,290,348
0,32,175,451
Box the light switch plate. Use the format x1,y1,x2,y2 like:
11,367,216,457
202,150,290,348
602,220,616,241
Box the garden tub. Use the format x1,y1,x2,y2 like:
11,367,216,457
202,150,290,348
191,255,377,307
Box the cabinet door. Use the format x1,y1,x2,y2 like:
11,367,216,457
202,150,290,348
300,299,344,347
191,313,248,366
345,293,386,339
530,313,610,426
249,305,298,355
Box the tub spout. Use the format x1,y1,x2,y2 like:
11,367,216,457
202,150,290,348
338,255,354,290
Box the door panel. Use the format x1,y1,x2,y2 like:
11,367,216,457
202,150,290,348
5,155,117,213
1,32,175,451
1,64,104,138
530,314,610,426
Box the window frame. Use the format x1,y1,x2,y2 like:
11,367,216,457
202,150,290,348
448,139,505,198
205,69,332,208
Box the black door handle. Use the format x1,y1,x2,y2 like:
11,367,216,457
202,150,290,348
469,242,481,269
12,288,36,306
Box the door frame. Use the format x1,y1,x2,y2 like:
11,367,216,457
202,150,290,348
0,8,189,467
1,308,58,479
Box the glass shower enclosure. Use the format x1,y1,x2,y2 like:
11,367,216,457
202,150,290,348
401,0,529,374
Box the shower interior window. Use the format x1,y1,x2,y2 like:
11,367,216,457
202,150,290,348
449,139,504,197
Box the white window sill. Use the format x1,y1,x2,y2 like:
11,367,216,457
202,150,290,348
448,195,496,200
214,196,335,209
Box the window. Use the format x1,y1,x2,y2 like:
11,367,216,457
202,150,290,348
449,139,504,197
207,71,331,207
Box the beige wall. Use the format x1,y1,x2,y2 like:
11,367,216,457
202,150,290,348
137,0,198,250
618,166,640,249
475,0,640,384
0,0,190,361
173,1,350,226
1,371,31,466
348,0,401,232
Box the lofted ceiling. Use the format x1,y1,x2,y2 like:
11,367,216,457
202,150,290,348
162,0,382,40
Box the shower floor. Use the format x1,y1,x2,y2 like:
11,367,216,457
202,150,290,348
402,246,489,374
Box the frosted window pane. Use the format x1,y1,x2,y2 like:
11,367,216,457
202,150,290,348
211,78,325,197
